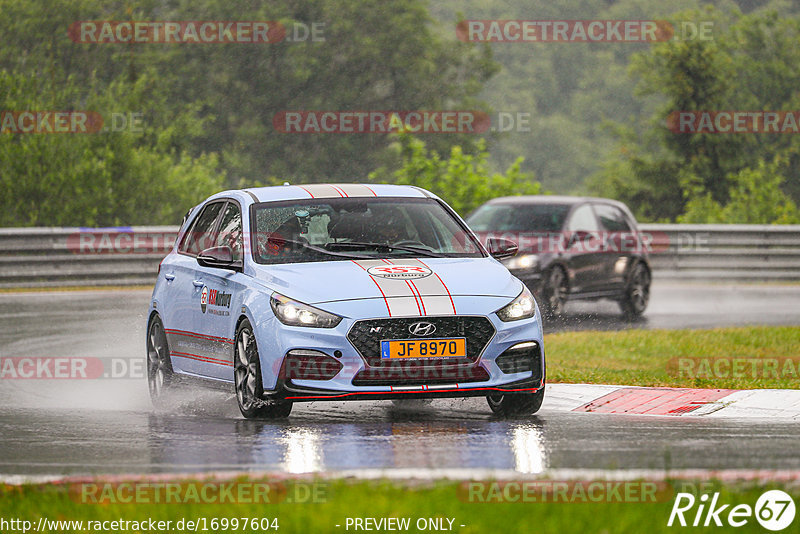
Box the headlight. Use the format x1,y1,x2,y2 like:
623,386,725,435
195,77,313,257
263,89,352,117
270,293,342,328
496,285,536,322
503,254,539,270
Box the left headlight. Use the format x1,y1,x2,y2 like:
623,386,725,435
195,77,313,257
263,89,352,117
270,293,342,328
496,285,537,322
503,254,539,270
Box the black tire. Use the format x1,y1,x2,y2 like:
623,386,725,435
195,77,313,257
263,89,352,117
487,385,545,416
234,318,293,419
619,263,650,318
540,267,568,318
147,315,175,408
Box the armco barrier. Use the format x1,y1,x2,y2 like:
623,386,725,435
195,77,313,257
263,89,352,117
0,224,798,288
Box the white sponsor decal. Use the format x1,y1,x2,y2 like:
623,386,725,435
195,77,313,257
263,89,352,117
367,265,432,280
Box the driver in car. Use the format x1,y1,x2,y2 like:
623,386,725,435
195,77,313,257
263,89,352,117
371,207,409,245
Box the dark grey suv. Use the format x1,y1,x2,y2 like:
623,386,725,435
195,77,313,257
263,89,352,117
467,196,651,318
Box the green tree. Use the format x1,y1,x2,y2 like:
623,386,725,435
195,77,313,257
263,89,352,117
0,70,224,226
370,132,541,215
679,159,800,223
592,6,800,222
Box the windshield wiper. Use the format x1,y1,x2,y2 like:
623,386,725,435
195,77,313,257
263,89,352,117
326,241,446,258
265,237,372,260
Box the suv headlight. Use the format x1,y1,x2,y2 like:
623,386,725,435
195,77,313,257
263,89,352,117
270,293,342,328
503,254,538,270
496,285,536,322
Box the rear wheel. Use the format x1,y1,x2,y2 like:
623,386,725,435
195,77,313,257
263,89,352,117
619,263,650,318
540,268,568,318
234,318,293,419
147,315,175,408
487,386,545,416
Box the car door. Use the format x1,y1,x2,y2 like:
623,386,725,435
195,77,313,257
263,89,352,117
562,203,605,294
191,200,246,380
593,203,636,290
165,200,225,376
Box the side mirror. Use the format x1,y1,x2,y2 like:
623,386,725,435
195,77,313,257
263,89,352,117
197,246,237,270
487,237,518,260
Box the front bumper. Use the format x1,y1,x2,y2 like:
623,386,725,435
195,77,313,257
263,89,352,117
274,374,543,402
254,302,545,403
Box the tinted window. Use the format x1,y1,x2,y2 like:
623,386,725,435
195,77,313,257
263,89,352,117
179,202,224,256
594,204,632,232
566,204,601,233
213,202,244,261
467,203,571,232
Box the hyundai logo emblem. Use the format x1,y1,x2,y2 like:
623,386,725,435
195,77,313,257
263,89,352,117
408,321,436,336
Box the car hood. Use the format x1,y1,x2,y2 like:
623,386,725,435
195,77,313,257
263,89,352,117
252,257,521,306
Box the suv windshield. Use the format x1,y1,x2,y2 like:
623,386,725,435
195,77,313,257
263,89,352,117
467,203,571,233
251,197,483,264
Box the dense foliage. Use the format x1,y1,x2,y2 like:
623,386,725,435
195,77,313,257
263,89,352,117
2,0,798,225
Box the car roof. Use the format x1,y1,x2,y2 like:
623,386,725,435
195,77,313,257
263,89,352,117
483,195,629,208
209,183,435,204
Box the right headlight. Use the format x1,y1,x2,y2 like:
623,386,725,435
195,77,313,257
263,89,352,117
496,285,536,322
503,254,539,270
270,292,342,328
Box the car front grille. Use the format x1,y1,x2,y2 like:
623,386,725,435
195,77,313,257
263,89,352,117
347,315,495,368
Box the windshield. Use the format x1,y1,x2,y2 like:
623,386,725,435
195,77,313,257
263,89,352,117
251,197,483,264
467,203,571,233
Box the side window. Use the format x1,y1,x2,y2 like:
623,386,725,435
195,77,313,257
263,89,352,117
594,204,632,232
213,202,244,262
566,204,600,233
179,202,224,256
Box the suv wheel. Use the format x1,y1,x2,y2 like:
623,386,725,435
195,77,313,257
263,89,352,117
541,268,568,318
619,263,650,318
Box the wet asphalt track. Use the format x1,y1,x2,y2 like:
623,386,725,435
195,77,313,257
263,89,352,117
0,281,799,478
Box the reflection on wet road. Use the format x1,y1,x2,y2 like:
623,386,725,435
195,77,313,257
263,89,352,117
0,282,799,478
2,400,800,477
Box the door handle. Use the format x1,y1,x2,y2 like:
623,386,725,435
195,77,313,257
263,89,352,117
164,273,175,281
192,279,204,288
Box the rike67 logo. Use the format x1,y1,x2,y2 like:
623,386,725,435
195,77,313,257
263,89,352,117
668,490,796,531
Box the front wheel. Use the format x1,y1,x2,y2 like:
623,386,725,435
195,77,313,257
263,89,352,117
619,263,650,318
487,385,545,416
234,318,293,419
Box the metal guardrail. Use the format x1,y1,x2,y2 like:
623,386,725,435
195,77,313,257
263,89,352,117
0,224,798,288
639,224,800,281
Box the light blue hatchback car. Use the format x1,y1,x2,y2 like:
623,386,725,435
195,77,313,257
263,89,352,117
147,184,545,418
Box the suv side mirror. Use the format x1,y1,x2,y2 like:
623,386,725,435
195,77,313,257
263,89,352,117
487,237,518,260
197,246,237,270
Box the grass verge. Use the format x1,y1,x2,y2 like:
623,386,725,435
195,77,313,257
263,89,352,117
1,478,797,534
545,326,800,389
